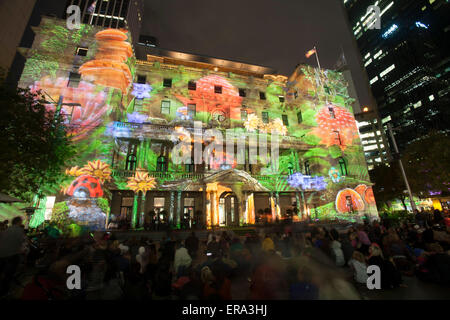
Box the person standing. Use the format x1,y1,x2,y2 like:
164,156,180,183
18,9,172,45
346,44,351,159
0,217,26,296
185,232,199,259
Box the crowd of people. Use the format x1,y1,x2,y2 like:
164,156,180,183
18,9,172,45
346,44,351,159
0,209,449,300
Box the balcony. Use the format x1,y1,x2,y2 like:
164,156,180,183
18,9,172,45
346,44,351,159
111,169,287,183
111,169,205,181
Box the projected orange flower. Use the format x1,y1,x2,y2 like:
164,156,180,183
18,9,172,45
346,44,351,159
29,76,109,141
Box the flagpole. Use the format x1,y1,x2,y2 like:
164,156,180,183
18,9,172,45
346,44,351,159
314,46,322,70
313,46,326,103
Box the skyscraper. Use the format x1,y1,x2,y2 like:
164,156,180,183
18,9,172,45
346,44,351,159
65,0,144,46
344,0,450,152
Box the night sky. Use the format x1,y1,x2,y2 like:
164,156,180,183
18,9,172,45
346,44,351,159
142,0,374,109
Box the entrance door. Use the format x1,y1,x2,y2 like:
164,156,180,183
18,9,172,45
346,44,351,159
219,193,238,226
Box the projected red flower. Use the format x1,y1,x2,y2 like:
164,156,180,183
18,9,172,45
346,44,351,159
175,75,243,120
311,105,359,151
30,76,109,141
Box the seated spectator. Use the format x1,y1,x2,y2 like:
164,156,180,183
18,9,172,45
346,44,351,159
368,243,403,289
174,241,192,278
329,229,345,267
348,251,368,285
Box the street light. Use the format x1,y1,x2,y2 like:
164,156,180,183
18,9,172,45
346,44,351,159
387,123,417,212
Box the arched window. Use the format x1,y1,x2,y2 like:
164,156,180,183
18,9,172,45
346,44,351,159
338,157,348,176
125,155,137,171
288,163,294,175
304,160,311,176
157,155,167,172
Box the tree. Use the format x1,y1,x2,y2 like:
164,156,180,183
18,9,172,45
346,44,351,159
0,81,75,201
402,131,450,195
370,162,409,211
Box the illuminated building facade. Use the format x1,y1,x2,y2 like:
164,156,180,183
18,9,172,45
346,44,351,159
344,0,450,152
18,17,378,229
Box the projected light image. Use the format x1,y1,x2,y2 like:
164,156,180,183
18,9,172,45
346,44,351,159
16,17,378,229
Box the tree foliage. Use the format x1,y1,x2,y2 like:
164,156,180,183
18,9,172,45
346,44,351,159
370,162,409,210
402,131,450,195
0,81,75,201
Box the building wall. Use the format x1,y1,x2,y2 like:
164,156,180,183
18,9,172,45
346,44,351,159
0,0,36,73
18,17,379,228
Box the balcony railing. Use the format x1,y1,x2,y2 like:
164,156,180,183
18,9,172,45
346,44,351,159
112,169,288,184
111,170,205,181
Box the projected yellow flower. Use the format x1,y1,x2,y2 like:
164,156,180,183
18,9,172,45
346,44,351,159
244,113,260,132
127,169,157,193
65,166,85,177
270,118,288,136
82,160,112,183
258,122,271,134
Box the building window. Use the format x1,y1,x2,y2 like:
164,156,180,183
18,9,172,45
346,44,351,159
161,100,170,114
279,96,285,103
125,140,138,171
304,160,311,175
187,104,196,118
288,163,294,175
137,75,146,84
163,78,172,87
76,47,88,56
188,81,196,90
262,112,269,124
157,155,167,172
120,197,134,221
185,163,194,172
214,85,222,94
297,111,303,124
259,92,266,100
334,130,342,145
68,72,81,88
282,114,289,126
239,88,246,97
328,106,336,119
154,197,165,210
338,157,348,176
241,109,248,121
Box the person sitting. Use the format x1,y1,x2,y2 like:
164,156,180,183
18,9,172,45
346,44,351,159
329,229,345,267
348,251,368,285
174,240,192,278
185,231,199,259
262,234,275,252
367,243,403,289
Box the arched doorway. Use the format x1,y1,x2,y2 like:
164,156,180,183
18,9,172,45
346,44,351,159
218,192,239,227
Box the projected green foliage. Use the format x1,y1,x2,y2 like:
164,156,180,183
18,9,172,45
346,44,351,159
16,17,377,225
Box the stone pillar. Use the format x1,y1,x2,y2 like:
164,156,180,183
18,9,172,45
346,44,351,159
169,191,175,225
295,191,302,220
139,193,146,228
132,193,139,229
176,190,182,229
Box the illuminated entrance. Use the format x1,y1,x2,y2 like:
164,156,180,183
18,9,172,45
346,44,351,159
218,192,238,227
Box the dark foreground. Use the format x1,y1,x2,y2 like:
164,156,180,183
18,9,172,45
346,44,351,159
0,217,449,300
